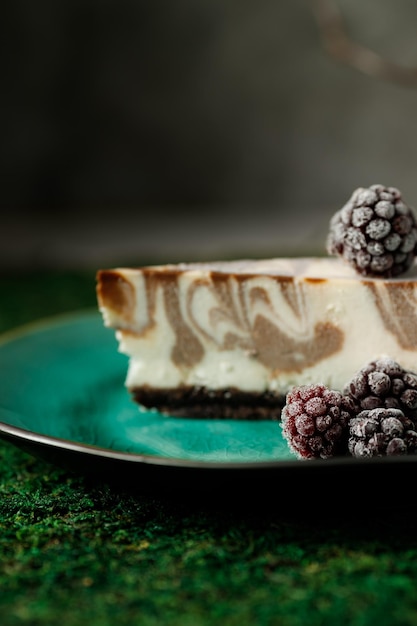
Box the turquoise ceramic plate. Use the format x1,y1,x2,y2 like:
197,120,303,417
0,311,415,499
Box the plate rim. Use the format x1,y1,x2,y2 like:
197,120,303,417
0,307,99,347
2,417,416,471
0,418,298,469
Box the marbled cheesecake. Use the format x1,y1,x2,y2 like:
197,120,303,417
96,257,417,419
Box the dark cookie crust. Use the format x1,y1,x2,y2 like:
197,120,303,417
131,385,285,420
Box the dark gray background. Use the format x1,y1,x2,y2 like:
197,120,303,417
2,0,417,268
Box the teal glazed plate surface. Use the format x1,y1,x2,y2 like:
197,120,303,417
0,311,416,500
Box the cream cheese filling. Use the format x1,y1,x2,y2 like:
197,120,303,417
116,279,416,394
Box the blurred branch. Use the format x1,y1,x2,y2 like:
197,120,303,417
312,0,417,87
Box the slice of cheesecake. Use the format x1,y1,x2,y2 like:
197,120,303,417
96,257,417,419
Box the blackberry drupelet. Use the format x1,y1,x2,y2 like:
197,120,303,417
327,184,417,277
348,407,417,457
281,384,355,459
344,357,417,427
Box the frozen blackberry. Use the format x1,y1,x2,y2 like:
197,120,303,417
281,384,355,460
348,407,417,457
327,184,417,277
344,357,417,427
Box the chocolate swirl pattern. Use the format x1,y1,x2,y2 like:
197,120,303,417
366,282,417,350
130,271,343,374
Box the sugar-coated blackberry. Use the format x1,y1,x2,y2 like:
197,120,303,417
327,184,417,277
348,407,417,457
344,357,417,427
281,384,355,460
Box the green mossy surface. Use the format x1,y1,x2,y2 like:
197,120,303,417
1,270,417,626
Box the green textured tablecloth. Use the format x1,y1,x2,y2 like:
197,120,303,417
1,270,417,626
